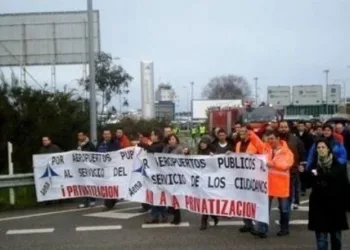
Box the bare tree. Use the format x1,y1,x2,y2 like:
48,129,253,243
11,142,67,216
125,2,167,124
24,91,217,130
202,75,251,100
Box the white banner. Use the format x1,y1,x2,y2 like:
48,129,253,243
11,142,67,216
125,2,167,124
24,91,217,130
128,152,269,223
33,147,137,202
33,148,269,223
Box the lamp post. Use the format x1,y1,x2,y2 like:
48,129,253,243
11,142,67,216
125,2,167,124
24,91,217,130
190,81,194,129
254,77,258,105
87,0,97,145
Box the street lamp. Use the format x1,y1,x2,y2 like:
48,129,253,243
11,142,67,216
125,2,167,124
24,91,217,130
324,69,329,114
190,81,194,129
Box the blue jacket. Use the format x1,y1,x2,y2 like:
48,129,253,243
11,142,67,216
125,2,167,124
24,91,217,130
306,137,347,171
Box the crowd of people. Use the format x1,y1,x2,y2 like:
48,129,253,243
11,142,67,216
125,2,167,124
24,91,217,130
38,121,350,250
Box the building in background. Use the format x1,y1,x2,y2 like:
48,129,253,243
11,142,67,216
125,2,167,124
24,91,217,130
154,83,176,121
266,84,342,117
140,61,155,119
155,101,175,121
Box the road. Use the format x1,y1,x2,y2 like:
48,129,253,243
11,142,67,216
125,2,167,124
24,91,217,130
0,199,349,250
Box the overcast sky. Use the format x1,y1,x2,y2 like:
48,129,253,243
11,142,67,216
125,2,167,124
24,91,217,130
1,0,350,111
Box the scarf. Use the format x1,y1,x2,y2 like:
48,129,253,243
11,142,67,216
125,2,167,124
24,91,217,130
317,154,333,170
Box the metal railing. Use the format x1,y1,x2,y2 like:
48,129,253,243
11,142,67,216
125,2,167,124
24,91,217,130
0,173,34,189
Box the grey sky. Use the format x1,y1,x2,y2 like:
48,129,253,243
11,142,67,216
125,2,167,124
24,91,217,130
1,0,350,111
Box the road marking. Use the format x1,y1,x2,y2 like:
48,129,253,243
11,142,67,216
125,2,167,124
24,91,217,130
76,225,122,231
84,206,148,219
209,221,244,226
0,201,134,222
300,200,309,204
6,228,55,235
275,219,308,225
142,222,190,228
272,200,309,211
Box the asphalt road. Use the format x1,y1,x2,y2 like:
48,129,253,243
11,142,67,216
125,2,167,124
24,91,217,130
0,199,349,250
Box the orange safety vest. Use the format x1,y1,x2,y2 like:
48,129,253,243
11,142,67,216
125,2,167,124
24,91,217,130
235,140,259,154
264,141,294,198
248,131,294,198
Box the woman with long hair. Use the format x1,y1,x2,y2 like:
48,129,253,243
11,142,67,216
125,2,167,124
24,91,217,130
163,133,184,225
301,138,349,250
197,136,219,230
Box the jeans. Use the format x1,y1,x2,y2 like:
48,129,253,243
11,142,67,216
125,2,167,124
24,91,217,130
290,173,300,205
150,206,166,218
315,231,342,250
256,197,290,234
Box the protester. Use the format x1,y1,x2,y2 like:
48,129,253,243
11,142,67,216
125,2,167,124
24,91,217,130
97,130,121,209
300,138,349,250
250,130,294,238
76,131,96,208
212,128,232,154
197,136,219,230
236,125,263,233
39,136,61,154
306,124,347,171
163,134,184,225
115,128,131,148
335,123,350,160
139,129,167,223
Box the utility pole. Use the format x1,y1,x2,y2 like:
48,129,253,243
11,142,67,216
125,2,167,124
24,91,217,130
87,0,97,145
190,81,194,129
254,77,258,105
324,69,329,115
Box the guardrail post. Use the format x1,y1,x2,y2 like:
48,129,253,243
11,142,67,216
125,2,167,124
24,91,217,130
7,142,15,206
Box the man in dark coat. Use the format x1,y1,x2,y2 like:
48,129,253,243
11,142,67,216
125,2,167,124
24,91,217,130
77,131,96,208
39,136,61,154
279,121,305,210
96,130,120,210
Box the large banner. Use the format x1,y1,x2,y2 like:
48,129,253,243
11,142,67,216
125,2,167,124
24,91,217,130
128,152,269,223
33,147,136,202
33,148,268,223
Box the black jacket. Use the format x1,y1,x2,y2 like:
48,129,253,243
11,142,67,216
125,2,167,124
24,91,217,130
77,140,96,152
306,157,349,232
295,131,314,155
39,144,61,154
139,141,165,153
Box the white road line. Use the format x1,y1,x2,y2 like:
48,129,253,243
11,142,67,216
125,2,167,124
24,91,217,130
0,201,134,222
275,219,308,225
209,221,244,226
6,228,55,235
76,225,122,231
299,200,309,204
142,222,190,228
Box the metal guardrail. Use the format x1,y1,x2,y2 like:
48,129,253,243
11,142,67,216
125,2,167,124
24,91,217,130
0,173,34,188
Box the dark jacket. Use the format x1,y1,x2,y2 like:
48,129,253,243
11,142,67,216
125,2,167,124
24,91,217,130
39,144,61,154
77,139,96,152
306,157,349,232
280,133,305,173
96,139,120,152
295,131,314,157
139,141,164,153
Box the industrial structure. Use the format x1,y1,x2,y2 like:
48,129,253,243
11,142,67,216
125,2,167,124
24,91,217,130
267,84,342,117
154,83,176,121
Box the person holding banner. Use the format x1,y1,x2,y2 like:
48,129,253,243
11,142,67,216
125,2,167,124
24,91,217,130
197,136,219,230
163,134,184,225
96,130,121,210
76,131,97,208
138,129,168,223
250,130,294,238
235,125,264,233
